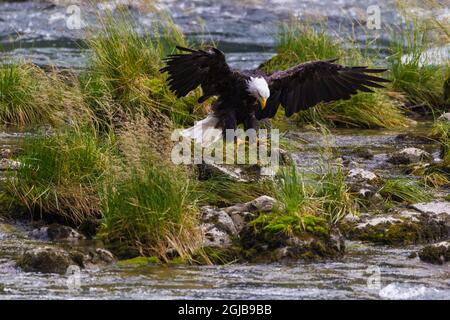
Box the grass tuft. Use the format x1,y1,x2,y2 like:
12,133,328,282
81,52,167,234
379,178,432,204
261,20,408,129
82,10,202,127
6,125,116,223
98,159,201,260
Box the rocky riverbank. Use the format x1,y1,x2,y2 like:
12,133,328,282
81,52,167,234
0,116,448,274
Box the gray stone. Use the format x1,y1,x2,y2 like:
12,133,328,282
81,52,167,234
17,246,75,274
410,201,450,216
347,168,378,182
83,248,116,267
0,148,12,159
388,147,432,165
345,209,448,245
201,206,238,236
17,245,115,274
28,224,85,242
200,196,277,248
0,159,20,171
201,223,232,248
438,113,450,122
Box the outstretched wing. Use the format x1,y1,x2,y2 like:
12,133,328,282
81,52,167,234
160,46,233,103
256,60,390,119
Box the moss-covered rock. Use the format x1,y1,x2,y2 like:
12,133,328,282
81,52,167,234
17,246,115,274
198,196,345,263
238,214,345,263
388,147,432,165
343,210,448,245
17,246,80,274
418,241,449,265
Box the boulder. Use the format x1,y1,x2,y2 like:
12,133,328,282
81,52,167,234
28,224,85,242
346,168,380,198
17,246,76,274
0,159,20,171
17,246,115,274
0,148,12,159
418,241,449,265
83,248,116,268
199,196,277,248
343,208,448,245
347,168,378,182
388,147,432,165
410,201,450,216
239,216,345,263
199,196,344,263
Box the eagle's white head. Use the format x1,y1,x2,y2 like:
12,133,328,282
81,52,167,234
246,76,270,109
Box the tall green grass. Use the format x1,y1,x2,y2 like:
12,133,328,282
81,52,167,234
380,178,432,204
261,20,408,129
99,160,200,259
431,116,450,167
82,10,201,127
269,159,357,230
387,21,449,111
7,126,117,223
0,64,59,126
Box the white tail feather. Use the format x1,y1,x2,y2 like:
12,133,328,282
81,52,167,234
181,114,222,147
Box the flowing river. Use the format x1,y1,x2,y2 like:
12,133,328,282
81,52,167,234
0,0,449,299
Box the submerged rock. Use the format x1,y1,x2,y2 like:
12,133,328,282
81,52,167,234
17,246,76,274
388,147,432,165
351,147,375,160
418,241,449,265
28,224,85,242
17,246,115,274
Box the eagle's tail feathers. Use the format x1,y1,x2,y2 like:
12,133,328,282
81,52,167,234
181,114,222,147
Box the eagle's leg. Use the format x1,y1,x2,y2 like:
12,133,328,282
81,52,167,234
243,113,265,146
243,113,258,131
220,109,237,144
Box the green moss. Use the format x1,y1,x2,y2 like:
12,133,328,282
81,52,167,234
167,256,187,266
418,244,449,265
117,256,160,266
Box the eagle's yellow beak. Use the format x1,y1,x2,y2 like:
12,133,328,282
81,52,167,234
259,97,267,109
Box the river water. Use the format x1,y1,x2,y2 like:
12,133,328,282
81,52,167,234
0,0,449,300
3,0,448,69
0,125,449,300
0,222,449,299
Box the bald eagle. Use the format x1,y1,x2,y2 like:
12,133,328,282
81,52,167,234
161,46,389,144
